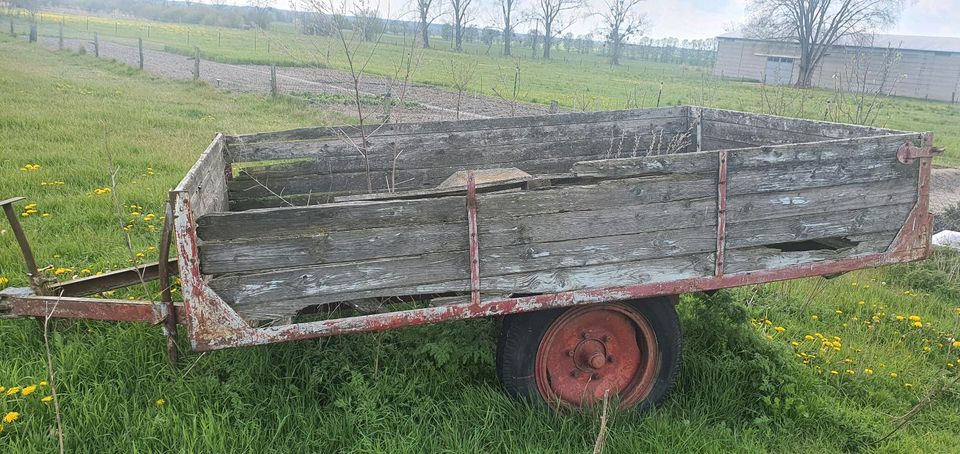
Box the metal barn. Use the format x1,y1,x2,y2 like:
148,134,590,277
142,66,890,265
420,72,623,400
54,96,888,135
714,31,960,103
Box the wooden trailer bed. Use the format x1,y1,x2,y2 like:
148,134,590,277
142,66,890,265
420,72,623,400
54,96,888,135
178,106,936,325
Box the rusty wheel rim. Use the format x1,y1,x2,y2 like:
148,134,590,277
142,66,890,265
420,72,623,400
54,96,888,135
535,303,659,410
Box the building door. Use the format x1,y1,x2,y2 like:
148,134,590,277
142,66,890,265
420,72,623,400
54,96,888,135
764,57,794,85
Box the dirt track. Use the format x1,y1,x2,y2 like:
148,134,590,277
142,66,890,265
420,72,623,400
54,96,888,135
35,36,960,216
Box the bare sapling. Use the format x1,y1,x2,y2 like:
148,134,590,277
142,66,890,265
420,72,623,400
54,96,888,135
827,42,905,126
447,59,479,120
492,59,524,115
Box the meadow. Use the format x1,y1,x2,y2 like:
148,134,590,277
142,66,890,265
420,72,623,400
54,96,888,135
9,9,960,166
1,17,960,453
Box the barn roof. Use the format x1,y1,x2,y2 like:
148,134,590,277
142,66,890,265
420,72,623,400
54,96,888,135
718,31,960,54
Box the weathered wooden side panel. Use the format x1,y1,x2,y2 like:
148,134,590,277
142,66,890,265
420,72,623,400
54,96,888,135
175,134,228,217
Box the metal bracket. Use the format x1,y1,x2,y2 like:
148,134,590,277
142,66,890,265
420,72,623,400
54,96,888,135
897,135,944,164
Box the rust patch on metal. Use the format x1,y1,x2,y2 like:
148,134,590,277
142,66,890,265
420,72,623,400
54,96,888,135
6,294,185,324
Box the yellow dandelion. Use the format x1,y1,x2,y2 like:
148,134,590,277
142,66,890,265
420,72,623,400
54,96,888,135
858,300,865,305
890,372,898,378
39,380,48,386
6,387,20,396
908,315,921,322
41,395,53,403
155,399,165,407
0,386,5,393
804,335,815,341
895,315,905,321
830,370,839,375
904,383,913,388
912,321,923,328
923,346,932,352
774,326,785,333
811,315,819,321
2,412,18,424
864,368,874,375
835,310,843,315
21,385,36,396
0,276,8,286
845,369,855,375
952,341,960,348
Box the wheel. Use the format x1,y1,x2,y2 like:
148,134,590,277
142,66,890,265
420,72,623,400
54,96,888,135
497,297,681,411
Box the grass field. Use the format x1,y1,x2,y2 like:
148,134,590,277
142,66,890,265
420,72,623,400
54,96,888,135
2,28,960,452
9,10,960,167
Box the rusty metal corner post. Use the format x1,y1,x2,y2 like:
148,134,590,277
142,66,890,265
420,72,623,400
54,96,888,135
466,171,481,306
1,197,49,296
158,201,179,368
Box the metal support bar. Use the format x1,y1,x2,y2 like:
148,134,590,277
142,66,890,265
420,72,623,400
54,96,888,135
49,258,177,297
466,171,481,306
159,201,179,368
1,292,186,324
0,196,47,295
897,134,944,164
714,150,728,276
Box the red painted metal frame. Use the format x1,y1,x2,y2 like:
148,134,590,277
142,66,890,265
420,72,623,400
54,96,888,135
466,171,481,306
5,294,185,324
168,131,938,352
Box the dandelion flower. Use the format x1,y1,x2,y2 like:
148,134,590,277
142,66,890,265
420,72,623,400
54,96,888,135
21,385,36,396
39,381,47,387
6,387,20,396
155,399,165,407
835,310,843,315
864,368,874,374
952,341,960,348
912,321,923,328
804,335,815,341
0,276,8,286
0,386,5,393
774,326,785,333
845,369,855,375
904,383,913,388
908,315,921,322
858,300,865,305
890,372,898,378
41,396,53,403
2,412,18,424
811,315,819,321
830,370,839,375
895,315,905,321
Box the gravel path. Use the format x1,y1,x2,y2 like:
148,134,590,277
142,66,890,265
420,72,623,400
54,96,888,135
39,36,547,122
33,36,960,216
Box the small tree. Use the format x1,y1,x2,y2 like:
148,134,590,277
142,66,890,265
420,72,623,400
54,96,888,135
498,0,522,56
415,0,442,48
601,0,646,65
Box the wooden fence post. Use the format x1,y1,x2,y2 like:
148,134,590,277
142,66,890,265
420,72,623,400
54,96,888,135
270,64,278,97
193,47,200,81
138,37,144,69
10,19,14,38
58,20,64,50
549,100,559,114
93,32,99,57
29,23,36,43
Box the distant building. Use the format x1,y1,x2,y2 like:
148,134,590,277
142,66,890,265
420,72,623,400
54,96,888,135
714,31,960,103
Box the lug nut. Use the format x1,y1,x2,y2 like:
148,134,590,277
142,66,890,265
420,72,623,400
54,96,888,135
591,372,601,380
601,335,610,342
581,331,589,339
607,355,615,363
566,350,575,357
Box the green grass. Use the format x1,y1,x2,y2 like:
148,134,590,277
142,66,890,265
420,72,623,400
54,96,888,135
2,34,960,452
10,10,960,166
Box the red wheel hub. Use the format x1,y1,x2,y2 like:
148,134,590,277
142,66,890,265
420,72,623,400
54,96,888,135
535,303,659,409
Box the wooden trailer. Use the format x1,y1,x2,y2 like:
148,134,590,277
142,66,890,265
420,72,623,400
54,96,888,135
0,106,941,411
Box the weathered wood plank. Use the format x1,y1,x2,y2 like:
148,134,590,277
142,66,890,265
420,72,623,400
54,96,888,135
572,151,719,178
225,107,687,147
725,134,921,170
174,134,228,218
728,178,917,223
726,202,914,248
723,231,897,274
228,117,687,163
200,176,718,242
213,251,715,320
701,107,902,139
727,158,917,195
200,200,717,274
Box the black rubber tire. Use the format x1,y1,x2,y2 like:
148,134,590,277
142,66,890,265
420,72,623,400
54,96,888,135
496,297,682,411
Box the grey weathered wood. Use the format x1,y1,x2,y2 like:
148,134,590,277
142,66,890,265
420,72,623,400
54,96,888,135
700,107,902,139
572,151,718,178
93,32,99,57
213,252,715,320
225,107,687,146
138,37,144,69
200,201,717,274
193,47,200,81
227,117,686,164
727,178,917,223
175,134,228,218
726,202,914,248
199,175,718,242
723,231,897,274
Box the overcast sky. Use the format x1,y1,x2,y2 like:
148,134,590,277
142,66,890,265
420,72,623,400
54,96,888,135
229,0,959,40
